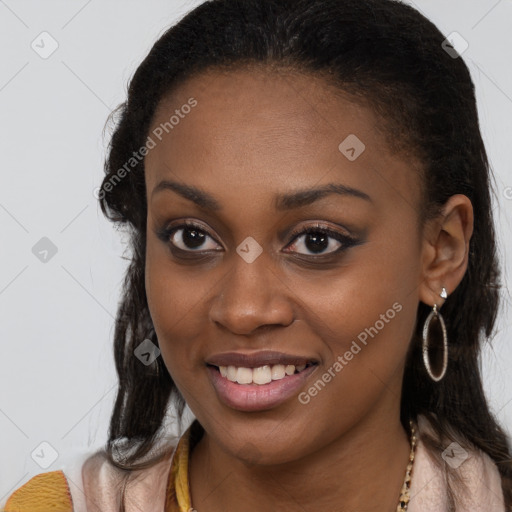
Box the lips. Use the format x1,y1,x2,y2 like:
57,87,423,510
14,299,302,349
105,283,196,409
205,351,319,411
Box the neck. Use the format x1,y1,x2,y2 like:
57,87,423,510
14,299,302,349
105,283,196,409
189,408,411,512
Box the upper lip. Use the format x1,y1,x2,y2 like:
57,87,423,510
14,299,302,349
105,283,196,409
206,350,318,368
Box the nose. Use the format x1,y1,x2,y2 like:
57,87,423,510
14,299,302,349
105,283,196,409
209,248,295,335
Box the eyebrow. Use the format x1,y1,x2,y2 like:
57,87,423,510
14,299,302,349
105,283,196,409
151,179,372,211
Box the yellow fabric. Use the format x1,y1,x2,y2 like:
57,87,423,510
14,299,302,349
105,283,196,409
3,470,72,512
171,428,193,512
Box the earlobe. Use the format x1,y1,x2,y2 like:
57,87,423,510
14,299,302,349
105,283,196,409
418,194,474,307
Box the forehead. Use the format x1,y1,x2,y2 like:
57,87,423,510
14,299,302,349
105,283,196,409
145,66,423,213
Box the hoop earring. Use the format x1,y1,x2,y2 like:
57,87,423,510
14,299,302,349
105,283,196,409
422,291,448,382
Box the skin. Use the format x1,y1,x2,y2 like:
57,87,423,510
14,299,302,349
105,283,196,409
144,67,473,512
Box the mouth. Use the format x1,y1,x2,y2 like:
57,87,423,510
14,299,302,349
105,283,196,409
205,352,319,411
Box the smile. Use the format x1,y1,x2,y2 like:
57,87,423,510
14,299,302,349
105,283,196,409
205,352,319,411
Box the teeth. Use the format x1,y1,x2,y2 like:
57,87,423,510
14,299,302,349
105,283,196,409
218,363,310,385
285,365,295,376
227,365,237,381
236,367,253,384
271,364,286,380
253,365,272,385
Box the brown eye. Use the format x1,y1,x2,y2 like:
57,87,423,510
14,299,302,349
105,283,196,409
285,225,358,257
165,222,221,252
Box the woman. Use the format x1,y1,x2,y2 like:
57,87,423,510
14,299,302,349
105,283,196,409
3,0,511,510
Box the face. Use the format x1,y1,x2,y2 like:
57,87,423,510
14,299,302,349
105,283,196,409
144,67,425,465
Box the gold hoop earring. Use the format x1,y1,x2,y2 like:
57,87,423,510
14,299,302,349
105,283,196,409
422,289,448,382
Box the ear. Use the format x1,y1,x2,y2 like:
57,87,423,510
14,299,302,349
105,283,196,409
418,194,474,308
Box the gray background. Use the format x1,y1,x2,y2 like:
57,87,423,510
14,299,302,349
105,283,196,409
1,0,511,501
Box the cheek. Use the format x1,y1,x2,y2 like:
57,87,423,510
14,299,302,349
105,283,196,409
298,224,421,377
144,238,225,387
290,237,420,437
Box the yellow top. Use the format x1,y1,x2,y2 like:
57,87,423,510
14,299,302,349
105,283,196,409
2,470,72,512
167,423,193,512
2,424,194,512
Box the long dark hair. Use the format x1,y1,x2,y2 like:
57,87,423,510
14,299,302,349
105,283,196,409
98,0,512,507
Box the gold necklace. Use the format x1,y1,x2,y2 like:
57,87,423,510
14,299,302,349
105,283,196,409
396,421,417,512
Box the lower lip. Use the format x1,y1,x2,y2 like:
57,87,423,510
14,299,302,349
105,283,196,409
207,365,318,412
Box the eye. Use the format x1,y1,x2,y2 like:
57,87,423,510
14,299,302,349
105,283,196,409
163,222,221,252
284,224,356,257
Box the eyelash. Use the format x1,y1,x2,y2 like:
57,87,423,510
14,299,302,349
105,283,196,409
157,221,359,259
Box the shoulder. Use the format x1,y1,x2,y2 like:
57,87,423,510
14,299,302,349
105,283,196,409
409,414,505,512
2,470,73,512
1,446,176,512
